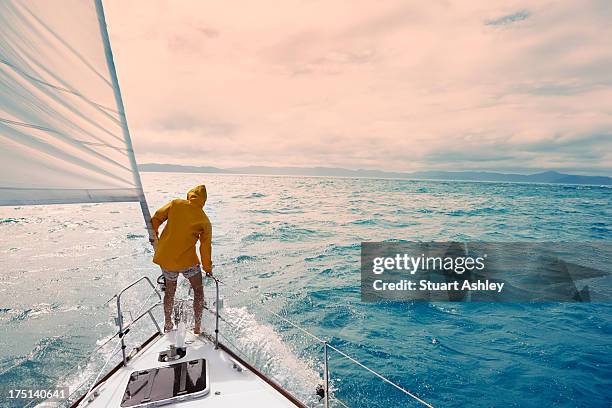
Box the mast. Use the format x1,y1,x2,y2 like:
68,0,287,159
94,0,156,244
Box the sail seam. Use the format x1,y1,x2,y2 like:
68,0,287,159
0,117,130,153
0,58,120,115
0,122,136,187
19,2,113,88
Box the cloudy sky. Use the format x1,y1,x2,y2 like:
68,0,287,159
104,0,612,175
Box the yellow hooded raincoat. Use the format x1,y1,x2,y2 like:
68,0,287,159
151,185,212,272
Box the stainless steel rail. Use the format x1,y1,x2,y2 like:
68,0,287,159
59,273,432,408
323,341,330,408
60,277,164,407
212,275,220,349
206,277,434,408
112,276,163,364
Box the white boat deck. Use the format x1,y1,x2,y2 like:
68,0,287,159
78,332,302,408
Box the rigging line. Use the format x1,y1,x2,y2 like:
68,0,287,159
95,0,154,243
206,307,416,408
22,333,123,408
332,397,350,408
0,118,130,154
25,340,124,408
217,332,254,361
263,304,433,407
261,305,326,344
276,316,431,407
64,288,159,406
214,330,323,405
212,278,433,407
17,2,113,88
211,277,325,343
88,288,160,389
80,340,123,400
0,123,136,188
188,301,337,403
0,58,120,115
326,344,433,408
0,57,124,143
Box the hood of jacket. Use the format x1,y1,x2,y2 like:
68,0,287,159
186,185,207,208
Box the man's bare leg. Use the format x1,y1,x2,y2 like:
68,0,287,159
163,279,177,332
188,272,204,334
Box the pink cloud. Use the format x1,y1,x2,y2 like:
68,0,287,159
104,0,612,175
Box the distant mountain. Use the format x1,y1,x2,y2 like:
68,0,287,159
139,163,230,174
406,170,612,185
139,164,611,186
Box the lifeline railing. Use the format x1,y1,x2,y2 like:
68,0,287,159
113,276,163,364
61,274,432,408
45,277,164,408
204,276,434,408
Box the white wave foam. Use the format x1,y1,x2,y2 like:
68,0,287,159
220,306,323,406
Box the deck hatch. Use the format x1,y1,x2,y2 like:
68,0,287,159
121,358,209,407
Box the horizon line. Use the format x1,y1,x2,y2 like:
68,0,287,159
138,162,612,178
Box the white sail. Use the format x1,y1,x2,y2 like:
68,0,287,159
0,0,145,207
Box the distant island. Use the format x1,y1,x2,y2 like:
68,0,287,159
139,163,612,186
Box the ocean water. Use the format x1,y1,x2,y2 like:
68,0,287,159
0,173,610,407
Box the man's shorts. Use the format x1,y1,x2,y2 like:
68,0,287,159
162,265,201,281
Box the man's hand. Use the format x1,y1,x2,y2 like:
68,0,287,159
202,264,213,277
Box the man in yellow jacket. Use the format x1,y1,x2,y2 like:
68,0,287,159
152,185,212,334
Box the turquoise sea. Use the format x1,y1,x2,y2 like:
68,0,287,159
0,172,610,407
